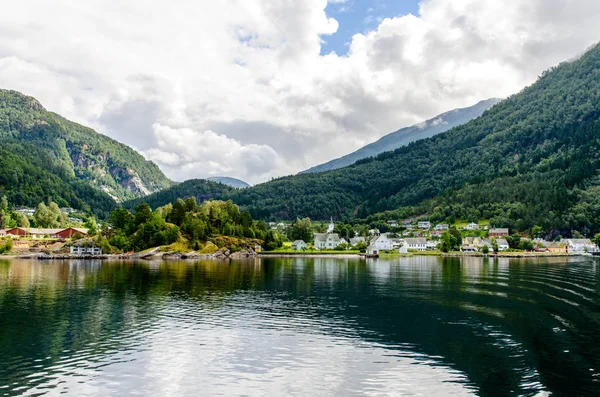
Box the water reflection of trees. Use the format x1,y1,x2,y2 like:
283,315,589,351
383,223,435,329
0,258,599,396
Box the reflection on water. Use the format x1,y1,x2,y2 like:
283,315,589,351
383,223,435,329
1,256,600,396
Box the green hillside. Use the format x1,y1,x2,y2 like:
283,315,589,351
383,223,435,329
123,179,232,210
0,141,117,218
226,44,600,234
0,89,173,204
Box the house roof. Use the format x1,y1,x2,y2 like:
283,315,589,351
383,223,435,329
314,233,341,242
22,228,64,235
495,239,509,246
292,240,306,245
568,239,593,245
490,228,509,233
405,238,426,244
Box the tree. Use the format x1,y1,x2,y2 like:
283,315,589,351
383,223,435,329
168,199,187,226
109,208,135,232
593,234,600,248
84,217,98,236
0,196,8,213
482,244,490,254
492,239,499,254
264,230,283,251
440,228,461,252
508,234,521,249
34,202,53,228
531,225,543,238
291,218,313,242
134,203,153,227
520,239,534,251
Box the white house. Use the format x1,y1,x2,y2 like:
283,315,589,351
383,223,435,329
0,229,6,237
291,240,307,250
435,224,449,231
350,236,366,246
426,240,439,250
70,243,102,256
370,234,394,251
465,223,480,231
417,221,431,230
314,233,342,250
496,238,510,251
387,220,398,228
404,238,427,251
566,239,599,253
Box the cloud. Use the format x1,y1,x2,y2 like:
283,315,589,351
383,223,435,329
141,124,290,183
1,0,600,184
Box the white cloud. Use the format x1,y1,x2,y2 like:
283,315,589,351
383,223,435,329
0,0,600,184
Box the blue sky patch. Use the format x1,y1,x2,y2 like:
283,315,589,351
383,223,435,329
321,0,420,55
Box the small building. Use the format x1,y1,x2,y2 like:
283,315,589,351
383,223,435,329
465,223,480,231
566,239,599,253
0,229,6,237
495,238,510,252
70,241,102,256
435,224,449,231
426,240,439,250
489,228,509,238
417,221,431,230
254,244,262,253
314,233,342,250
387,220,398,228
350,236,366,246
370,234,394,251
6,228,63,238
56,228,89,239
430,231,442,238
461,245,477,252
366,245,380,256
291,240,307,250
546,242,567,253
405,238,427,251
390,238,405,249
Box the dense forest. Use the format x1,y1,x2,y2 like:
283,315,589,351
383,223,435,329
0,141,117,218
122,179,232,210
0,89,172,204
107,198,278,253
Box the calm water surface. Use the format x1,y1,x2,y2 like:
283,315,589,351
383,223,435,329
1,257,600,396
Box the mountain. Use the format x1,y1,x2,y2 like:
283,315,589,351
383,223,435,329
206,177,251,189
226,43,600,234
0,89,173,204
302,98,501,174
0,141,118,219
123,179,232,210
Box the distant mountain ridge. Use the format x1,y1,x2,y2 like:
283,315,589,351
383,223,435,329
302,98,501,174
206,177,250,189
0,89,173,204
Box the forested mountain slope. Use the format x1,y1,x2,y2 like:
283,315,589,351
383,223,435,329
228,43,600,233
0,141,117,218
206,177,251,189
0,90,173,203
123,179,232,210
302,98,501,174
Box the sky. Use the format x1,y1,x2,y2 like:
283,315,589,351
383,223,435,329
1,0,600,185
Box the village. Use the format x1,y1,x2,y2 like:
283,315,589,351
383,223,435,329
286,219,600,256
0,227,102,256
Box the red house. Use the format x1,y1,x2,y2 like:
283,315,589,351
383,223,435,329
5,227,29,236
56,228,89,239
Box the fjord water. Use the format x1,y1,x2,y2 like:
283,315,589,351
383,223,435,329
1,257,599,396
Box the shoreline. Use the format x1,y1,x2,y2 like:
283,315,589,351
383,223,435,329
1,252,592,261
